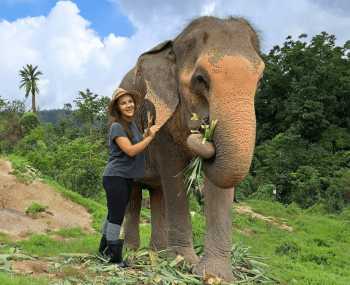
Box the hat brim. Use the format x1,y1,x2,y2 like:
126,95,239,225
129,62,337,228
112,88,141,107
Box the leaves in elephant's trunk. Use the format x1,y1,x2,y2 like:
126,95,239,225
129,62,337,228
183,119,218,196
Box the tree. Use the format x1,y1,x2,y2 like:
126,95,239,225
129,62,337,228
74,89,98,127
247,32,350,211
19,112,40,134
19,64,43,113
0,99,25,153
256,33,350,143
0,95,6,111
74,89,109,136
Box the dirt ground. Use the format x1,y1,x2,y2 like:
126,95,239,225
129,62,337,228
235,204,293,232
0,159,94,239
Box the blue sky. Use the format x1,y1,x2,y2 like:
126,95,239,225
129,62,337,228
0,0,349,109
0,0,135,37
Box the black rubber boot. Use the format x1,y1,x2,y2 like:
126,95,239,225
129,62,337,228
107,239,128,267
98,235,108,256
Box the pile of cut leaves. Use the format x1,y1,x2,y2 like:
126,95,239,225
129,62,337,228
0,243,275,284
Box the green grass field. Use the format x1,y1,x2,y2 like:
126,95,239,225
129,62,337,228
231,201,350,284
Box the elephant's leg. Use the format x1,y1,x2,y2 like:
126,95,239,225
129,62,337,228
193,177,234,282
149,187,167,250
123,183,142,249
157,158,198,264
161,175,199,264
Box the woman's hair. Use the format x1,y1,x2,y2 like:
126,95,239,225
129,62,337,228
107,93,137,141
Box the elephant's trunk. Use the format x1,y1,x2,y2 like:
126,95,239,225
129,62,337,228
201,55,263,188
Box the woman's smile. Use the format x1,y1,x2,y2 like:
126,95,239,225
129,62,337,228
118,94,135,119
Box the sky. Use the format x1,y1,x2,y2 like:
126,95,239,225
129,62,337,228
0,0,349,110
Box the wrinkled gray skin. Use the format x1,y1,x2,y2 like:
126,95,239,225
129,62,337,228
119,16,264,281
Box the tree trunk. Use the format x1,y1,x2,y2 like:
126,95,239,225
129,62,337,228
31,91,36,113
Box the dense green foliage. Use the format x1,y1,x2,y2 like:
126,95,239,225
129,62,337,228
38,109,72,125
19,112,39,134
1,91,109,198
237,32,350,212
0,99,25,153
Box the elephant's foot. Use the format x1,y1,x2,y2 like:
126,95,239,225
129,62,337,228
150,238,167,251
193,256,234,282
169,246,199,265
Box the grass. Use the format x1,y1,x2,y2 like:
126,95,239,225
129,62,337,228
53,227,85,239
0,273,48,285
17,234,99,256
232,200,350,284
25,202,48,216
7,154,40,184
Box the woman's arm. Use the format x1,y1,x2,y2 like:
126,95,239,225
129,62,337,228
115,125,160,157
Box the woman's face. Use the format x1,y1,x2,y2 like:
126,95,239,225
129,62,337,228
117,94,135,119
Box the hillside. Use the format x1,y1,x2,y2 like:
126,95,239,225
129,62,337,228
0,159,92,239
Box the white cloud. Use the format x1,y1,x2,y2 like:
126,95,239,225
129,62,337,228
0,1,140,109
119,0,350,51
0,0,349,109
206,0,350,50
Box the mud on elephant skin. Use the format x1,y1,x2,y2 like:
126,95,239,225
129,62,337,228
120,16,264,282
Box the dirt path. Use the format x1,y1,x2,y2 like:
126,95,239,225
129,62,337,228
235,204,293,232
0,159,93,239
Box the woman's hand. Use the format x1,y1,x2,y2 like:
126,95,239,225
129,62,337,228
149,125,160,138
116,124,161,157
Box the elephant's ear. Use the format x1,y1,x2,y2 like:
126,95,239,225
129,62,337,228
135,40,178,129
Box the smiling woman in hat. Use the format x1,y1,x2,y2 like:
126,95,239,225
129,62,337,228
99,88,159,267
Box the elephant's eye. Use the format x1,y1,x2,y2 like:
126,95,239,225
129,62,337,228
196,74,209,89
191,71,210,96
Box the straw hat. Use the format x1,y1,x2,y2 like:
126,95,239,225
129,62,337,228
112,88,140,105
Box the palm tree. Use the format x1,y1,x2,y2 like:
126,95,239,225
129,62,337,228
19,64,43,113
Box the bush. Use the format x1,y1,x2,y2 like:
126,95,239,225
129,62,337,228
289,166,322,208
19,112,39,134
250,183,277,201
0,112,22,154
25,202,48,216
14,124,58,156
235,175,256,200
52,137,107,198
324,169,350,212
275,241,300,259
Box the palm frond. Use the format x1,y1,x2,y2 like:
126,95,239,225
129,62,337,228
18,64,43,111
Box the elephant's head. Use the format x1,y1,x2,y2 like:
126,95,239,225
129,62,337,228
132,16,264,188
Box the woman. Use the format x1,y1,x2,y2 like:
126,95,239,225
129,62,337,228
99,88,159,267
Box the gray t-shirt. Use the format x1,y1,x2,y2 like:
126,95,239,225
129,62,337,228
103,122,145,178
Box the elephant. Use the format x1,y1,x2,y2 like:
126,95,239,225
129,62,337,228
118,16,265,281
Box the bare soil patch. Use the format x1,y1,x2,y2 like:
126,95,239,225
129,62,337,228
0,159,93,239
11,260,52,276
235,204,293,232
